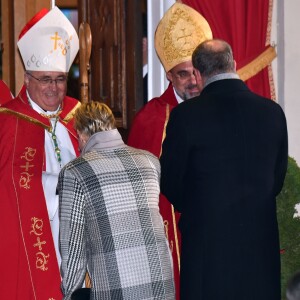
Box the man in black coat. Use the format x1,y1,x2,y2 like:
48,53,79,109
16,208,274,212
160,39,288,300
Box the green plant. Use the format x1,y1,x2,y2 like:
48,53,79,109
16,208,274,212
277,156,300,299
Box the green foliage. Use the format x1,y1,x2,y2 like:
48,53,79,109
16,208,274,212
277,157,300,299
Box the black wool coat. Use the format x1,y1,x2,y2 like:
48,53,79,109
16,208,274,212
160,79,288,300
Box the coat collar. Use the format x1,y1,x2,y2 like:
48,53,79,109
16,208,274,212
81,129,125,155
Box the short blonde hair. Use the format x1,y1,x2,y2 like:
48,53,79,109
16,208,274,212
74,101,116,137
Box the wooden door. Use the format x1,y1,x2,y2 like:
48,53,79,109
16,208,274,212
78,0,144,140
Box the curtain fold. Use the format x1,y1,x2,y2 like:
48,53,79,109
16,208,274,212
182,0,274,99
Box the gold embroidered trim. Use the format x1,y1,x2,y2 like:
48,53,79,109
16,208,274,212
171,204,181,271
39,110,62,119
160,104,170,157
30,217,50,271
0,108,51,131
19,147,36,189
159,104,181,271
267,0,277,101
62,102,81,123
266,0,273,46
237,45,277,82
268,64,276,101
164,220,174,252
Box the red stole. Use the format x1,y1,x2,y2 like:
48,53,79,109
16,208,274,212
0,88,80,299
12,117,63,299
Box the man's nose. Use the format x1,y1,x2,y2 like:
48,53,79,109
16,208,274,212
49,79,59,89
189,73,197,83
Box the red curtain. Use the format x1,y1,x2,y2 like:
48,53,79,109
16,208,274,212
181,0,274,99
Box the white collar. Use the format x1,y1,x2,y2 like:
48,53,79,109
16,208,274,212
172,86,184,104
143,64,148,78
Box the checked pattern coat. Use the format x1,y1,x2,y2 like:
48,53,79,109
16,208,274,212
58,130,175,300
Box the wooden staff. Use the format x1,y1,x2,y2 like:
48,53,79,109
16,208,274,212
79,21,92,288
79,22,92,103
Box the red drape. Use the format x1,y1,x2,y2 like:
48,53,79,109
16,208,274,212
181,0,274,99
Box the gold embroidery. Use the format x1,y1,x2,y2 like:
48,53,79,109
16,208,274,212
51,32,61,50
268,64,276,101
62,102,81,123
34,237,46,251
19,147,36,189
266,0,273,46
21,147,36,161
30,217,50,271
267,0,277,101
164,8,205,64
30,217,44,236
36,252,49,271
19,173,33,189
164,220,174,253
0,108,51,131
164,220,169,240
160,104,170,157
237,45,277,82
155,3,212,72
160,104,181,271
40,110,62,119
21,161,34,171
171,205,181,270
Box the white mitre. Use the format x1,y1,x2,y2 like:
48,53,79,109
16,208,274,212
17,6,79,72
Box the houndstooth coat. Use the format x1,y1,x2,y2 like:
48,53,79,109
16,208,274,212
58,129,175,300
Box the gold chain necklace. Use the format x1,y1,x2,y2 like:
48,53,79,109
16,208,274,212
40,109,62,119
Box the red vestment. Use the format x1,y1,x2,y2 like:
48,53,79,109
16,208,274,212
0,80,13,105
128,83,181,299
0,86,79,300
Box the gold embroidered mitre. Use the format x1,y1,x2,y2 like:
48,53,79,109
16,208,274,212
155,3,213,72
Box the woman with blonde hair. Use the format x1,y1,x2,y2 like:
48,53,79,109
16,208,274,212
58,101,175,300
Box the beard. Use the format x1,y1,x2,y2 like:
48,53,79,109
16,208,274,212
182,83,201,101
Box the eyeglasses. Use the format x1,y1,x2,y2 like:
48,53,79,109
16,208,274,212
171,70,196,81
26,72,67,86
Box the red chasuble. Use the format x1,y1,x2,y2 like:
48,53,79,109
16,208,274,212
128,83,181,299
0,80,13,105
0,86,79,299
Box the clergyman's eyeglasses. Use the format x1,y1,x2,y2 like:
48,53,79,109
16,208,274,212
172,70,196,81
27,72,67,86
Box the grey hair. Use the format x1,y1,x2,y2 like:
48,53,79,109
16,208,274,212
192,39,235,79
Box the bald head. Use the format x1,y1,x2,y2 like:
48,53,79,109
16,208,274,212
192,39,236,81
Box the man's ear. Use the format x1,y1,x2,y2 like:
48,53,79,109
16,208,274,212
166,71,172,82
24,73,30,87
194,69,203,89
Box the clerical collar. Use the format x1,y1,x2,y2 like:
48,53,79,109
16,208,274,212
204,73,240,88
143,64,148,78
26,90,61,118
173,87,184,104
